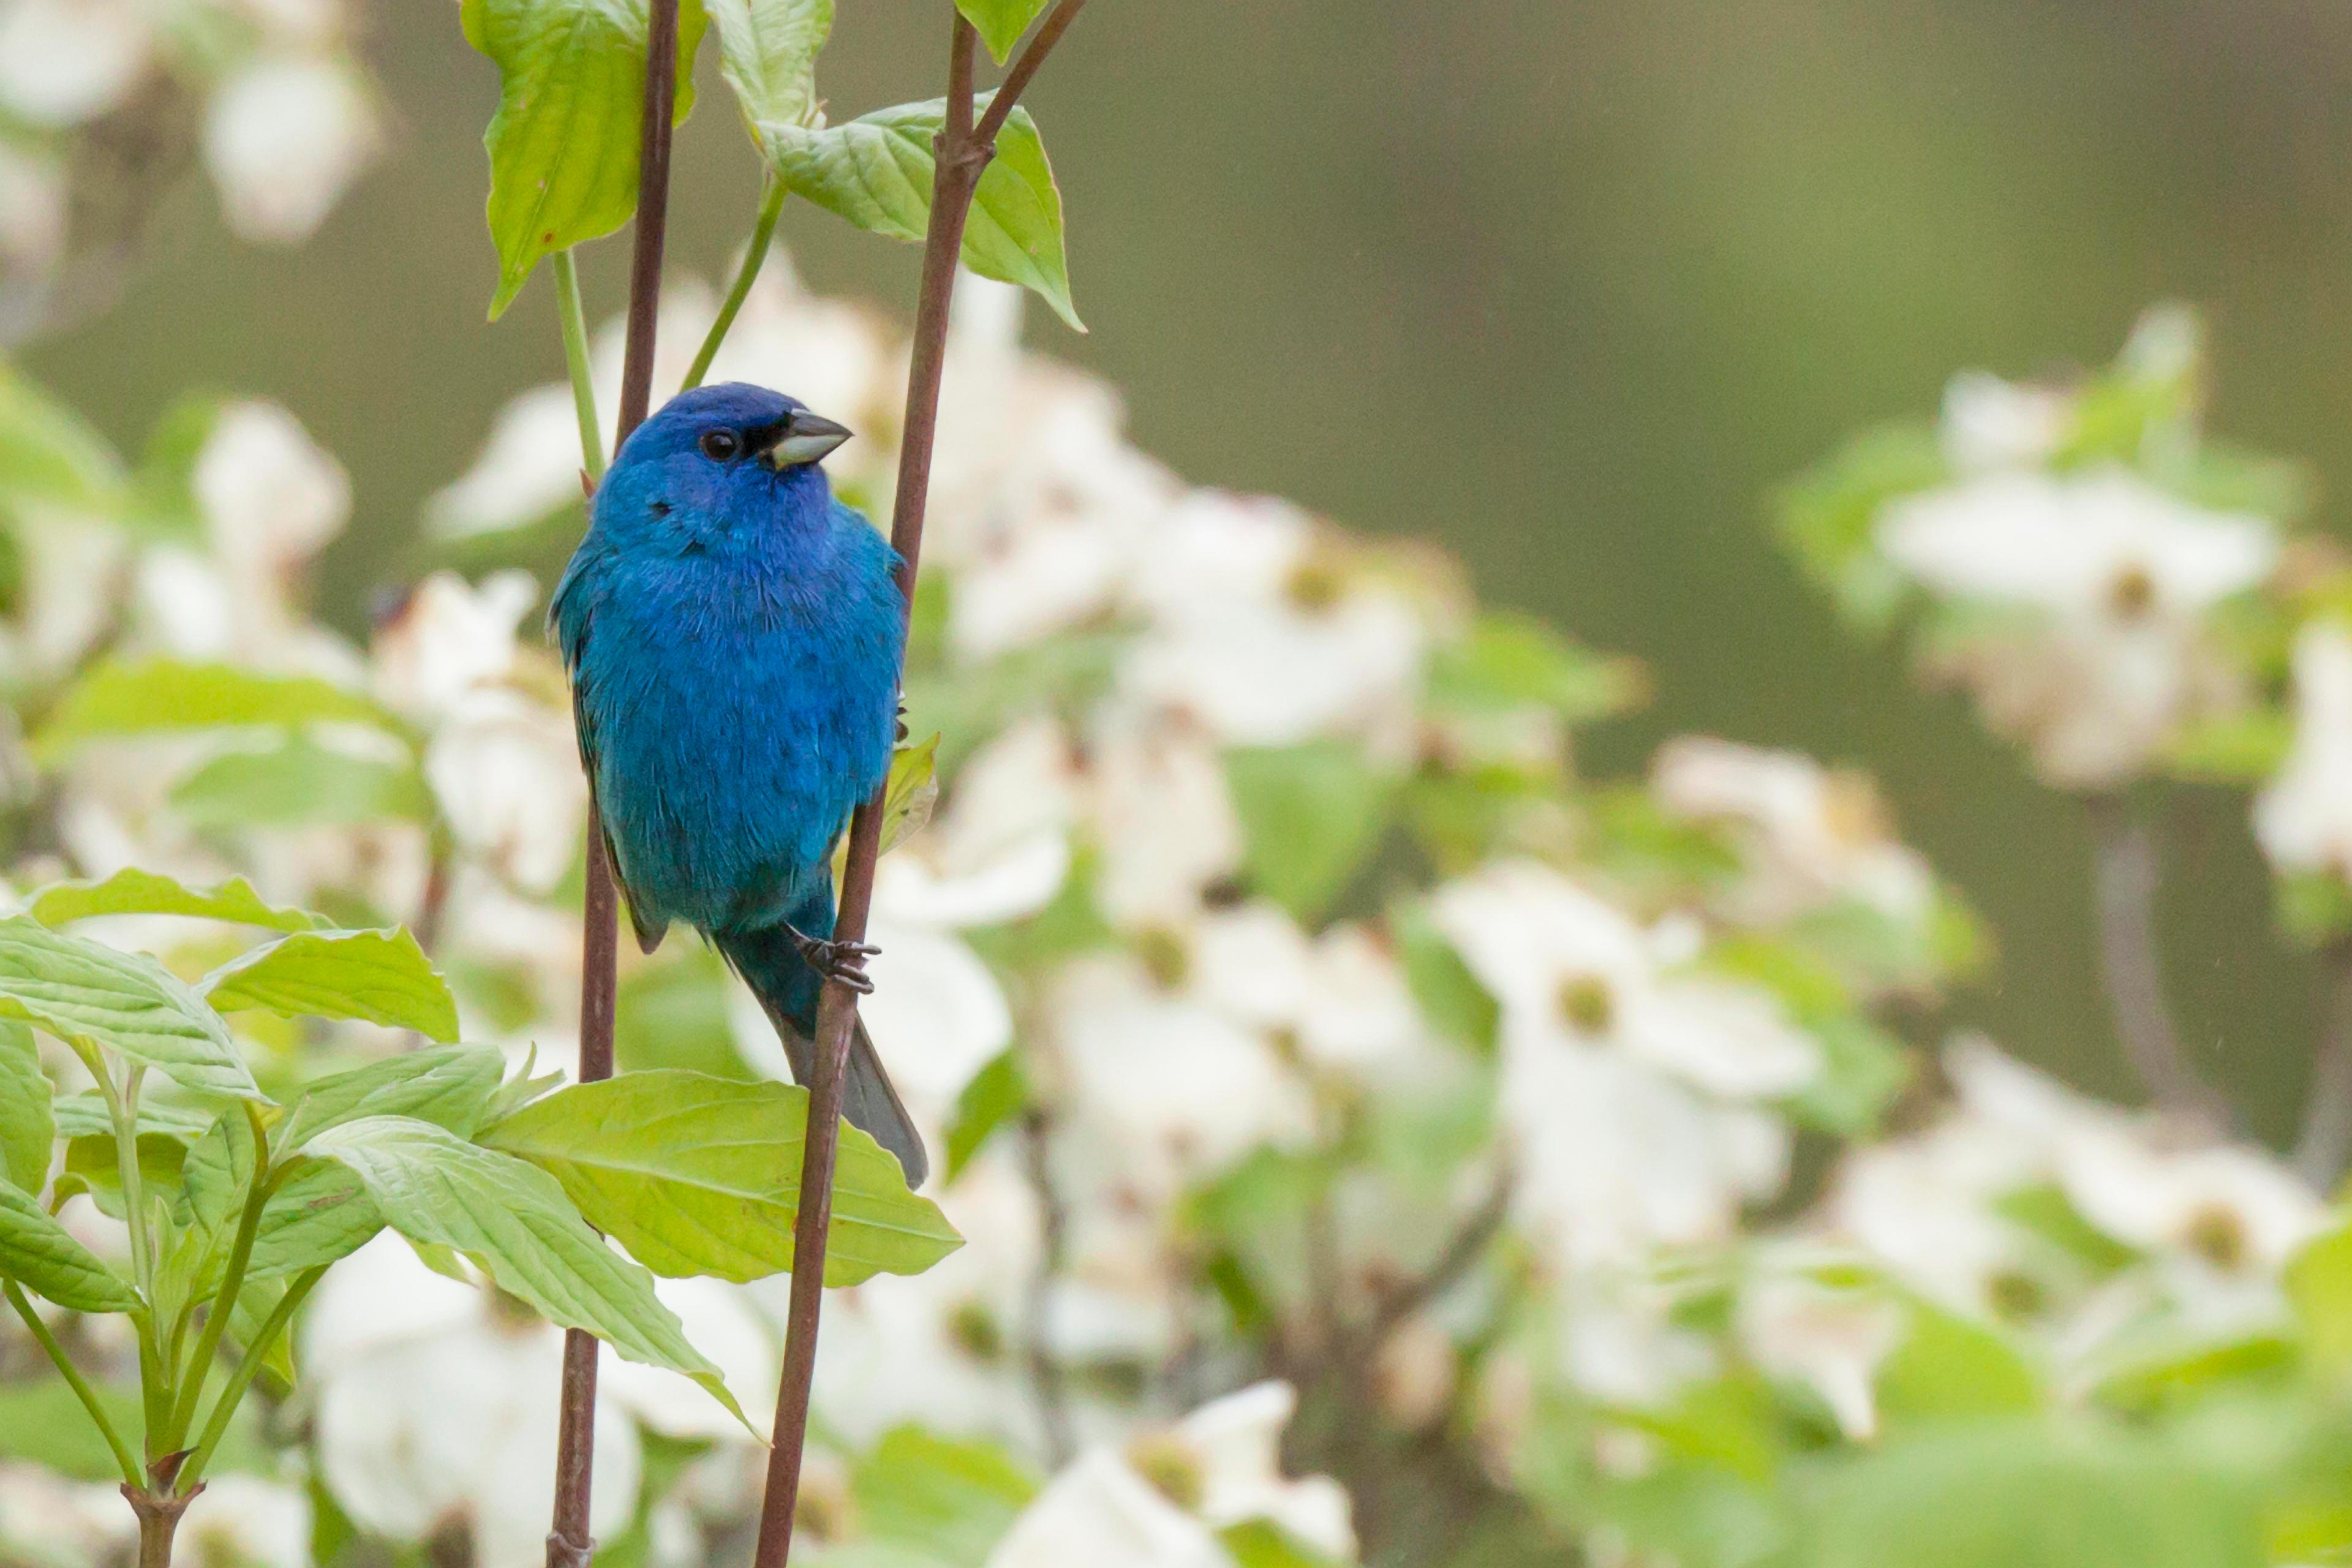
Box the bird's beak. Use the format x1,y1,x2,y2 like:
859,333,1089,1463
763,409,853,467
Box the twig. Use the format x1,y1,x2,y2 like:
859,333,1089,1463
684,176,788,393
1017,1108,1074,1465
1355,1165,1511,1350
2084,793,2234,1134
748,9,1088,1567
2296,936,2352,1191
546,6,679,1567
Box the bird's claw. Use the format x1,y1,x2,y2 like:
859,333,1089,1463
788,927,880,993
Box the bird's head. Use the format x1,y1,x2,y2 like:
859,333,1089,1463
613,382,853,478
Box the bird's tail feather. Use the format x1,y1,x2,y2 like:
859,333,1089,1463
717,919,930,1188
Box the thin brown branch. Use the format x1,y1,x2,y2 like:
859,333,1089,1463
2084,793,2234,1135
548,4,680,1566
1017,1107,1074,1466
2296,936,2352,1191
974,0,1090,146
1358,1165,1511,1349
750,3,1091,1561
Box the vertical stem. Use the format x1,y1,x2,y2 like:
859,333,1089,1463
1017,1108,1074,1466
2086,793,2233,1133
683,176,788,393
547,6,678,1567
750,4,1088,1562
6,1280,140,1487
96,1060,170,1453
130,1496,184,1568
552,251,606,482
2296,937,2352,1191
165,1105,273,1449
179,1264,325,1491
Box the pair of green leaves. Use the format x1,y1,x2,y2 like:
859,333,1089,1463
0,867,962,1428
463,0,1080,327
37,656,434,835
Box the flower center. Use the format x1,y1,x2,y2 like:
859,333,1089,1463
1136,927,1191,990
948,1299,1005,1361
1986,1268,2047,1322
1284,557,1347,612
2107,562,2158,620
2182,1204,2250,1271
1556,974,1616,1035
1126,1433,1206,1510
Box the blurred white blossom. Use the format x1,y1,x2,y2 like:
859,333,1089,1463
0,0,149,127
203,56,379,243
2254,620,2352,884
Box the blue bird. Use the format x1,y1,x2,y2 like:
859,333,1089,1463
552,382,927,1186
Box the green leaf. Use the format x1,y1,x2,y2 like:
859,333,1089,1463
704,0,830,129
0,1022,50,1194
2290,1224,2352,1377
943,1049,1027,1182
49,1093,212,1142
124,391,224,540
851,1427,1038,1566
184,1110,380,1282
170,737,432,829
2277,872,2352,950
1798,1421,2263,1568
616,948,756,1079
0,361,127,519
953,0,1049,63
481,1069,962,1286
0,1177,139,1312
0,918,260,1100
2165,709,2294,784
304,1115,747,1423
29,869,325,933
763,96,1082,331
462,0,709,318
1226,742,1400,922
1773,423,1948,631
1221,1522,1345,1568
1427,612,1646,726
228,1274,298,1389
882,733,940,856
1393,905,1498,1055
1873,1302,2041,1429
244,1165,382,1282
34,659,406,761
62,1131,186,1218
276,1045,509,1152
202,929,461,1042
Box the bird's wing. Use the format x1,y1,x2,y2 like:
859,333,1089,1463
552,560,668,956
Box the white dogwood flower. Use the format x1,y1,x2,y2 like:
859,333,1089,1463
1121,492,1426,750
371,570,541,724
203,56,379,244
2254,621,2352,884
1939,369,2073,473
0,0,148,127
986,1383,1353,1568
1653,736,1935,928
424,686,586,895
1433,859,1821,1101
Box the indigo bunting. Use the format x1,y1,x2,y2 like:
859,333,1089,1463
552,382,927,1185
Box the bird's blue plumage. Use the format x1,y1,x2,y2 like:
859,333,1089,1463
553,382,925,1182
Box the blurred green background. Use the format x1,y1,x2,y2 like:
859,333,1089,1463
26,0,2352,1139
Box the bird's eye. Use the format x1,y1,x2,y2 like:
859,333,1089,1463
699,429,742,461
